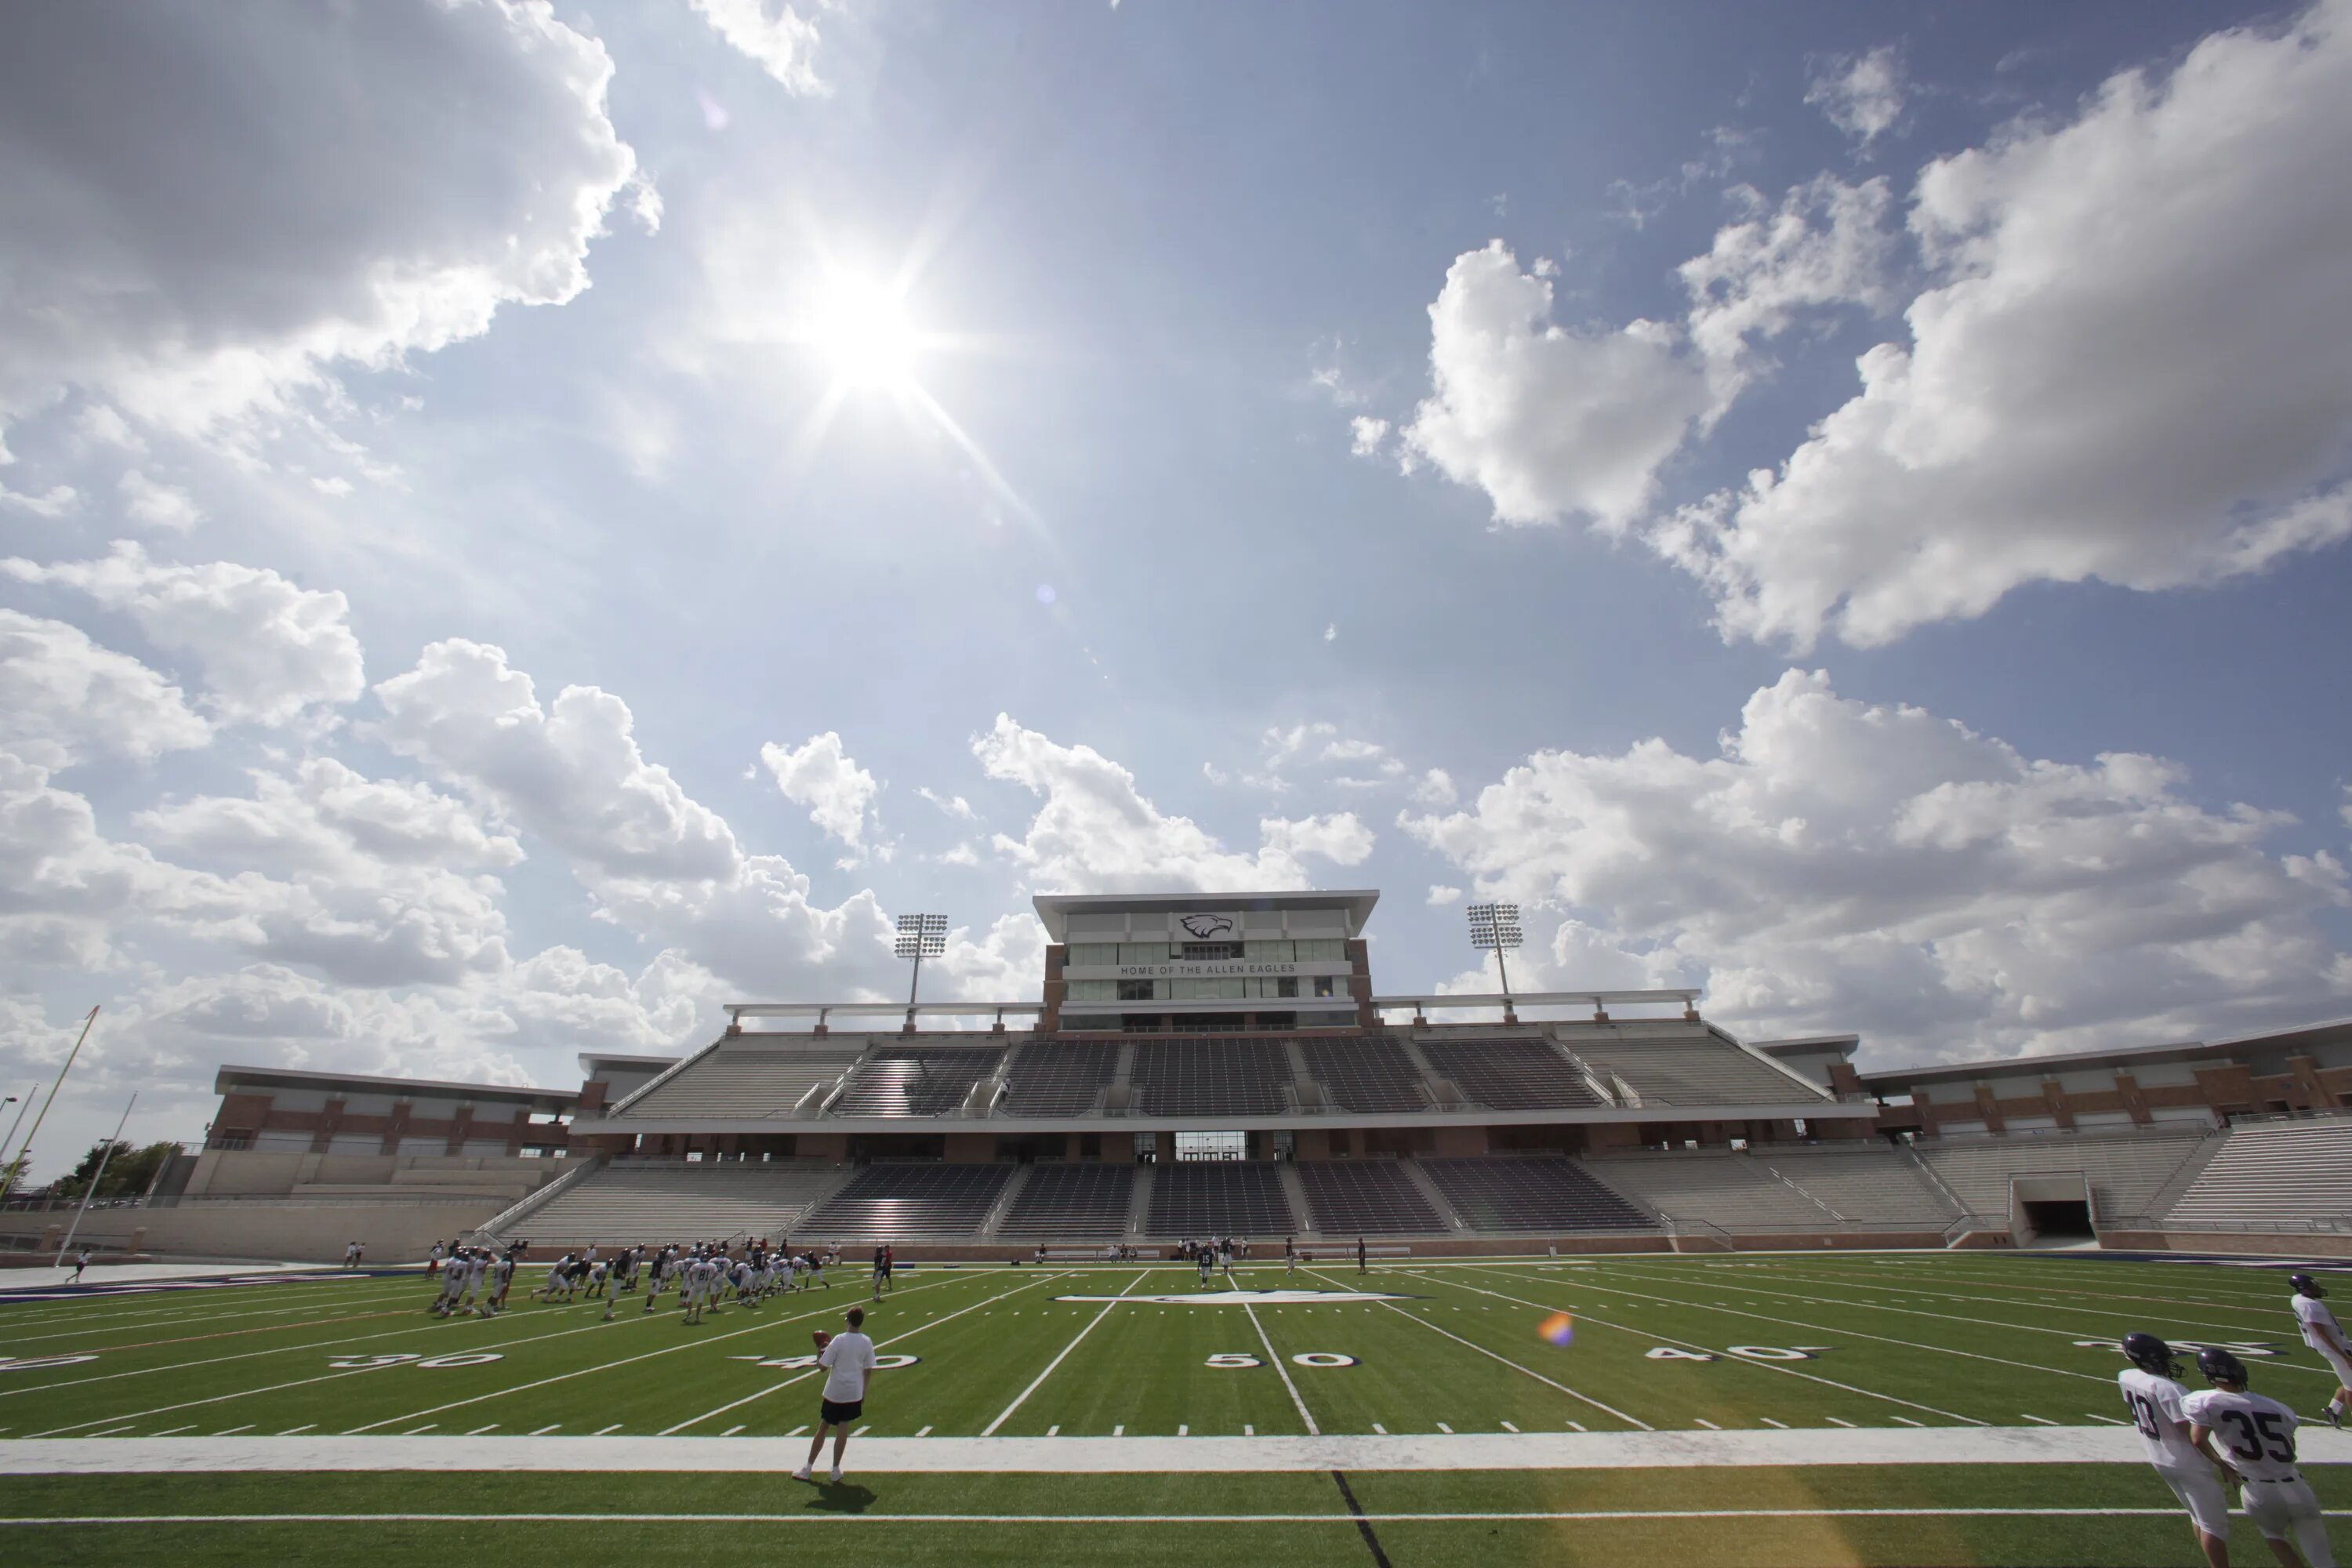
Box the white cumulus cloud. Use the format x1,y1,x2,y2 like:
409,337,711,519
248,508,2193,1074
0,609,212,768
690,0,830,96
0,0,644,441
1806,45,1907,149
5,543,364,726
1404,669,2352,1058
1662,2,2352,648
760,731,881,848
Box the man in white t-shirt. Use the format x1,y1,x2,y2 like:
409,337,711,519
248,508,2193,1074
795,1306,880,1486
2119,1331,2230,1568
2185,1346,2336,1568
2289,1274,2350,1429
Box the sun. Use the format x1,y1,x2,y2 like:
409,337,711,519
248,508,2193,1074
805,271,922,391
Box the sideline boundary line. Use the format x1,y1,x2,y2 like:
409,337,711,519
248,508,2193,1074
8,1423,2352,1473
11,1508,2347,1526
982,1270,1145,1436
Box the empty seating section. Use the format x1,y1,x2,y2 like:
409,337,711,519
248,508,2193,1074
509,1161,844,1245
830,1047,1003,1117
800,1163,1014,1238
617,1045,863,1119
1131,1038,1292,1117
2163,1118,2352,1227
1001,1042,1119,1116
1751,1145,1958,1228
996,1163,1136,1237
1145,1162,1295,1236
1296,1160,1444,1234
1915,1124,2210,1221
1420,1158,1653,1232
1570,1038,1824,1106
1582,1152,1836,1230
1418,1040,1600,1110
1303,1036,1429,1113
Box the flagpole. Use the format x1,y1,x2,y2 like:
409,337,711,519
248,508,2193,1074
0,1005,98,1203
56,1091,136,1266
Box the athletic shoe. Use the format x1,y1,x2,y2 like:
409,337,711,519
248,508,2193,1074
791,1465,811,1482
829,1466,843,1484
2325,1405,2344,1429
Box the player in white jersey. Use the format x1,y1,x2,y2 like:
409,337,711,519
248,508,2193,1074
584,1259,611,1300
430,1250,469,1316
2289,1274,2350,1429
2119,1332,2231,1568
533,1254,577,1304
452,1251,487,1313
2187,1346,2336,1568
479,1254,515,1316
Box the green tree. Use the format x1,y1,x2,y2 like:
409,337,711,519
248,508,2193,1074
54,1139,180,1200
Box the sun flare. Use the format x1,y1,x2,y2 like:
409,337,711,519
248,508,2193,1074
806,272,922,390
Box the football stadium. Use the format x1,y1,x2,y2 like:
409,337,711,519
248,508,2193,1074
6,889,2350,1565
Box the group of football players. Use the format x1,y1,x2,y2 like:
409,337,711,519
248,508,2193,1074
2122,1272,2348,1567
423,1238,840,1323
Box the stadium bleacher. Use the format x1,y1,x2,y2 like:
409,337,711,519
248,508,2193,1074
1581,1150,1840,1231
829,1047,1004,1117
614,1043,863,1119
1131,1038,1293,1117
2161,1116,2352,1228
1569,1036,1826,1106
1915,1123,2211,1221
496,1160,845,1245
1301,1035,1429,1113
799,1163,1015,1238
995,1162,1136,1237
1294,1159,1446,1234
1000,1040,1120,1116
1145,1160,1296,1236
1751,1144,1960,1229
1419,1156,1654,1232
1418,1039,1602,1109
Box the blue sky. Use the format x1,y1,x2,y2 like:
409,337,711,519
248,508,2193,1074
2,0,2349,1168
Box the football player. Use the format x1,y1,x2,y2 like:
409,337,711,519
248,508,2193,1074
2119,1331,2231,1568
2288,1275,2351,1429
2186,1347,2336,1568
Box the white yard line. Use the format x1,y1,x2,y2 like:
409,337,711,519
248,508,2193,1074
655,1272,1058,1437
1305,1267,1651,1430
982,1271,1145,1437
9,1425,2350,1474
1456,1267,1987,1426
0,1285,427,1352
1609,1262,2324,1368
1243,1300,1318,1436
369,1271,1011,1440
1525,1265,2118,1386
25,1301,679,1436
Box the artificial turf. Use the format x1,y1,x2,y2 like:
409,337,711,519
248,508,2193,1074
3,1251,2347,1565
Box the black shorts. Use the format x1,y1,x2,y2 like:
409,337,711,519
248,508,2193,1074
819,1398,863,1425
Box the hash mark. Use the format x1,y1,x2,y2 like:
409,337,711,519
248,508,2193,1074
531,1425,561,1436
1436,1422,1454,1433
1178,1425,1188,1436
1500,1421,1519,1433
1826,1417,1857,1428
916,1426,933,1437
1694,1419,1721,1430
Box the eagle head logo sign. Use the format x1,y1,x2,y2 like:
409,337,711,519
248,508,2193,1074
1179,913,1235,939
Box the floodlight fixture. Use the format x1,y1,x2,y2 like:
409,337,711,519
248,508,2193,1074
895,913,949,1025
1465,902,1523,1015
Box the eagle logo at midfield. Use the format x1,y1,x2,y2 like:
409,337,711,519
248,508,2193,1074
1179,913,1235,938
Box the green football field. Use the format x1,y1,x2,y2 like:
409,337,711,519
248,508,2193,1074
3,1251,2347,1566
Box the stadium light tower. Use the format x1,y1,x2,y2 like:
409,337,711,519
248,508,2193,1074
895,913,949,1032
1465,902,1523,1024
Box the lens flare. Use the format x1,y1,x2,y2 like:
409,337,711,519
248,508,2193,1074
1539,1311,1575,1348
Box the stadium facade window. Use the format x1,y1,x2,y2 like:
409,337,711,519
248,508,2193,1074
1173,977,1247,1000
1134,1133,1157,1163
1065,979,1116,1001
1294,938,1346,961
1312,976,1338,998
1120,942,1171,963
1181,942,1241,960
1067,942,1120,966
1175,1130,1247,1161
1245,939,1295,961
1117,979,1159,1001
1275,976,1298,998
